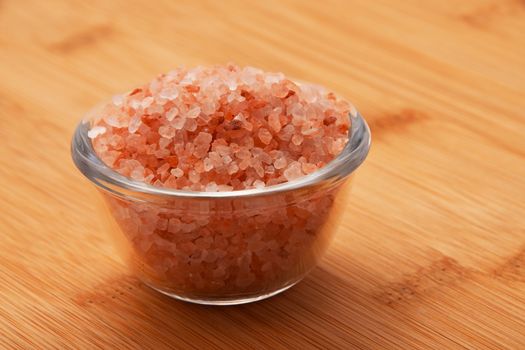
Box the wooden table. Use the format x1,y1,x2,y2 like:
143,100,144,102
1,0,524,348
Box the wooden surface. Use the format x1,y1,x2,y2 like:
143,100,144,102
1,0,524,348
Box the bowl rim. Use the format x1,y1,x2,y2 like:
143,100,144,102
71,106,371,199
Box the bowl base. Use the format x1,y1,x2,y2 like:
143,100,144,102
145,281,299,306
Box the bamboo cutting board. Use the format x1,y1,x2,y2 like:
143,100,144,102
1,0,525,348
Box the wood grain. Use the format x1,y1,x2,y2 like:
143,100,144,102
1,0,524,348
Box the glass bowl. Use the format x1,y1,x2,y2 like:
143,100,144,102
71,107,370,305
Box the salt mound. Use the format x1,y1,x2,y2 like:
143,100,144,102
89,64,351,191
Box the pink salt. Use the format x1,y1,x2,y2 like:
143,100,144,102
170,168,184,177
87,126,106,139
273,157,287,170
258,128,272,145
283,161,304,181
89,64,351,191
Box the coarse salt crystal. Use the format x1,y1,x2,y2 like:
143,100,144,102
203,158,214,171
187,106,201,119
88,126,107,139
128,117,141,133
166,108,179,121
160,88,179,100
172,117,186,130
222,155,233,164
205,182,218,192
253,179,265,189
188,170,200,183
185,118,198,132
264,72,284,84
268,112,281,133
283,161,303,181
130,167,145,181
159,126,175,139
273,157,287,170
217,184,233,191
129,99,141,110
171,168,184,177
227,163,239,174
236,148,251,160
258,128,272,145
141,96,154,109
291,134,304,146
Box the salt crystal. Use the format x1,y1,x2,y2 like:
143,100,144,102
157,162,170,173
225,77,237,91
227,163,239,174
300,84,322,103
187,106,201,119
332,138,347,155
236,148,251,160
201,101,216,115
261,153,273,165
159,137,171,149
226,93,236,103
180,73,195,85
283,161,303,181
279,125,295,141
301,121,319,135
265,165,275,174
258,128,272,145
194,160,205,173
209,152,223,167
166,108,179,121
194,132,212,146
302,162,318,174
159,88,179,100
141,96,154,109
130,167,145,181
188,170,200,183
128,117,141,133
268,113,281,133
194,132,213,158
170,168,184,177
172,117,186,130
291,134,303,146
203,158,214,171
291,105,306,125
254,162,265,177
185,118,198,132
240,67,258,85
239,158,250,170
253,180,265,189
88,126,106,139
205,182,218,192
159,126,175,139
222,155,233,164
264,72,284,84
243,121,253,131
129,99,141,110
273,157,287,169
104,114,122,127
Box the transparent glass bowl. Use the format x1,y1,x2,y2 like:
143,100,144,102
71,108,370,305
